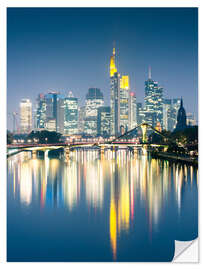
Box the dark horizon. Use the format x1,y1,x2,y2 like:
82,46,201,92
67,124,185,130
7,7,198,131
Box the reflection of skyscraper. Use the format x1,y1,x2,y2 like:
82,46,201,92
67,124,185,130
84,88,104,135
20,99,32,133
64,91,78,135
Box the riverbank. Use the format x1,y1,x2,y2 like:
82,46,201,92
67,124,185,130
151,151,198,166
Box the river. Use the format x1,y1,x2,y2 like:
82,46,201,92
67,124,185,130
7,149,198,262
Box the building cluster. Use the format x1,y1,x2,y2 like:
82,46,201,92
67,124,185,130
18,47,196,136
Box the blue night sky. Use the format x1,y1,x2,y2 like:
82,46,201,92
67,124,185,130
7,8,198,131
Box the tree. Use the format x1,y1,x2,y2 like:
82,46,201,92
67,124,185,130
7,130,13,144
27,130,62,144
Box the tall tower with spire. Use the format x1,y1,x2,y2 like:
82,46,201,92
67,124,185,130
110,46,120,136
144,66,163,128
175,97,187,131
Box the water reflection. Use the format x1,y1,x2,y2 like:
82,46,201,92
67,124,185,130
7,150,198,262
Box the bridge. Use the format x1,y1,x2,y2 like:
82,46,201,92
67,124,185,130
7,123,182,160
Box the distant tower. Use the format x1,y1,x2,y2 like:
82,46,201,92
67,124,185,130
175,98,187,131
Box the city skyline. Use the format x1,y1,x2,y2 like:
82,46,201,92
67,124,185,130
7,8,198,131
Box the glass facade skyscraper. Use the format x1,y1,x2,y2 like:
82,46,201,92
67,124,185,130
97,106,111,137
64,91,78,135
84,88,104,136
36,94,46,130
120,75,130,132
20,99,32,134
144,69,163,128
44,92,64,134
129,91,137,129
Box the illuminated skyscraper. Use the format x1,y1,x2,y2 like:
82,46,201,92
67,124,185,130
64,91,78,135
129,91,137,130
136,102,144,125
97,106,111,137
36,94,46,130
78,106,85,134
120,75,130,132
110,47,120,136
144,67,163,127
163,99,172,130
20,99,32,133
110,46,131,136
44,92,64,134
187,113,196,126
84,88,104,135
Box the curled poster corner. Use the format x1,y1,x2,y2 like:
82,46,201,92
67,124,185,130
173,239,198,262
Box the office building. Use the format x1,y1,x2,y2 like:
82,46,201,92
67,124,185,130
120,75,130,132
36,94,46,130
144,67,163,128
129,91,137,129
84,88,104,136
64,91,78,135
97,106,111,137
44,92,64,134
20,99,32,133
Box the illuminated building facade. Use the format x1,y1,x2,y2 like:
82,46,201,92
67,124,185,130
20,99,32,133
110,47,120,136
136,102,144,125
36,94,46,129
97,106,111,137
110,47,132,136
187,113,196,126
120,75,130,131
78,106,85,134
64,91,78,135
144,68,163,128
129,91,137,129
84,88,104,135
44,92,64,134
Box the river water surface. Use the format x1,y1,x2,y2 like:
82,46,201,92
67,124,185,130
7,150,198,262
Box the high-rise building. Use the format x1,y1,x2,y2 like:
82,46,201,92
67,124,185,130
110,46,131,136
84,88,104,136
97,106,111,137
163,99,172,130
144,67,163,127
110,47,120,136
56,94,65,134
44,92,64,134
78,106,85,134
64,91,78,135
20,99,32,133
36,94,46,130
129,91,137,129
187,113,196,126
120,75,130,132
136,102,144,125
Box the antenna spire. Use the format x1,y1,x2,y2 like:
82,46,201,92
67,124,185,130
148,66,152,79
113,41,116,56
